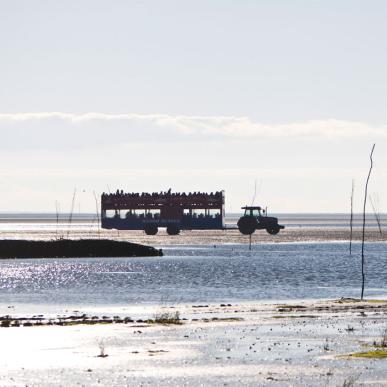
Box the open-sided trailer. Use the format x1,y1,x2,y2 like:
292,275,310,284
101,191,284,236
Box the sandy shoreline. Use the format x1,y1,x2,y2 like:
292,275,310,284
0,299,386,386
0,226,386,246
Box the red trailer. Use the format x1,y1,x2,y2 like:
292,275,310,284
101,190,225,235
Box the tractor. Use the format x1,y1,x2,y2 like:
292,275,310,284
237,206,285,235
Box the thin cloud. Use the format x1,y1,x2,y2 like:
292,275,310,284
0,166,383,179
0,112,385,151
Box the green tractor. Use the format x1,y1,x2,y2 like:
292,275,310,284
237,206,285,235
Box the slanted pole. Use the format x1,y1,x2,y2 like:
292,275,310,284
361,144,375,300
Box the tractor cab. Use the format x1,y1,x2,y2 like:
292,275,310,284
242,206,265,218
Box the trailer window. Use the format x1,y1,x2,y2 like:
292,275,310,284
192,209,206,218
149,209,160,219
209,209,221,218
105,210,120,218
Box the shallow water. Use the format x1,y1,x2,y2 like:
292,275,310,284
1,212,387,229
0,242,385,309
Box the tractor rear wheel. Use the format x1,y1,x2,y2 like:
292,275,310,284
237,216,257,235
144,224,158,235
167,225,180,235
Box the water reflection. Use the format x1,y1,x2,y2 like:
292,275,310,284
0,242,385,306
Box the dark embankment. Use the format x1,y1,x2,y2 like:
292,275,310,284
0,239,162,258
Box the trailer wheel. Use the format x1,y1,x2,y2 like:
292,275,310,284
167,225,180,235
237,216,257,235
266,226,280,235
144,224,158,235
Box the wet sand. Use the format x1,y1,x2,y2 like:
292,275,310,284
115,226,387,246
0,226,386,245
0,299,386,386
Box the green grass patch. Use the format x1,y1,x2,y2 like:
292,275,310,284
365,299,387,303
149,311,182,325
336,298,386,304
348,350,387,359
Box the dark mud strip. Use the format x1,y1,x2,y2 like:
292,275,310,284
0,239,162,258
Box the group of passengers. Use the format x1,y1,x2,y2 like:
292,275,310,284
124,210,160,220
121,210,221,220
110,209,221,220
183,212,222,219
102,189,223,199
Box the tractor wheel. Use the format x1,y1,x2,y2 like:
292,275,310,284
144,224,158,235
266,226,280,235
167,225,180,235
237,216,257,235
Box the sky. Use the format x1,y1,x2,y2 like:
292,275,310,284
1,0,387,213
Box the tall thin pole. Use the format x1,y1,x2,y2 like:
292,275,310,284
361,144,375,300
349,180,354,255
55,200,60,240
93,190,101,239
67,188,77,239
370,194,382,236
251,179,257,207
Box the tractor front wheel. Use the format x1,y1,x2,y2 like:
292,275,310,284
266,226,280,235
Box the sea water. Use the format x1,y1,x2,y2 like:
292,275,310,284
0,213,386,312
0,242,385,310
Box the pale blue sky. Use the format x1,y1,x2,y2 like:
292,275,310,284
1,1,387,212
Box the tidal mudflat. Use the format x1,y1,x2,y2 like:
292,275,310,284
0,300,386,386
1,224,387,245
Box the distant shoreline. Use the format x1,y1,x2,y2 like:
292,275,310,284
0,212,386,228
0,227,385,245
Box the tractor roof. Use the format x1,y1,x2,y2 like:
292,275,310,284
241,206,262,210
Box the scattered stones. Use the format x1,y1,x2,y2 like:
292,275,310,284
0,314,137,328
